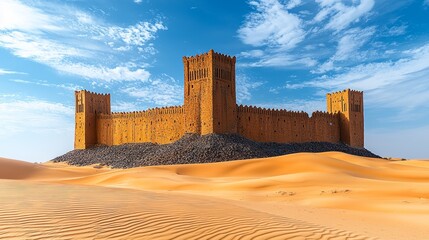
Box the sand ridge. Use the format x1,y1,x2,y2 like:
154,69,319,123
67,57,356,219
1,153,429,239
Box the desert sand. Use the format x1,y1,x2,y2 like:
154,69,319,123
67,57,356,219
1,153,428,239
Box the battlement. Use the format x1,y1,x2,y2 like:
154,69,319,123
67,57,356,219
182,49,236,64
106,106,185,118
326,89,363,96
75,50,364,150
237,105,309,117
75,89,110,96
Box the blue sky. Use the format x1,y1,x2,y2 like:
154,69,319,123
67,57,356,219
0,0,428,162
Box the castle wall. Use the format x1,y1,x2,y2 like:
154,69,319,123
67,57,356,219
348,90,364,147
183,52,212,134
212,52,237,134
237,105,340,143
183,50,237,135
327,89,364,148
96,106,185,145
74,91,110,149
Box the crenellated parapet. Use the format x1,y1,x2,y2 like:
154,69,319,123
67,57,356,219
105,105,185,119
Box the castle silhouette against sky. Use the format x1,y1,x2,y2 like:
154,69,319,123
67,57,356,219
74,50,364,149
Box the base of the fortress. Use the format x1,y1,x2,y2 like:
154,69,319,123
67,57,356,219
55,134,378,168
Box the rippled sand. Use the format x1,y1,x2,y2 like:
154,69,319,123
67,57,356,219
1,152,428,239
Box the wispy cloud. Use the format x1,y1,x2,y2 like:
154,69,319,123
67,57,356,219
238,52,317,68
0,0,166,82
238,0,305,51
314,0,375,31
54,62,151,82
134,0,143,4
236,74,264,103
237,0,378,69
286,0,302,10
0,0,60,32
0,68,25,75
387,24,407,36
0,95,74,137
10,79,82,91
121,74,183,106
315,27,375,73
290,43,429,112
111,101,140,112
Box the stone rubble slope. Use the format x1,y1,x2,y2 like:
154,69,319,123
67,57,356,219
52,134,380,168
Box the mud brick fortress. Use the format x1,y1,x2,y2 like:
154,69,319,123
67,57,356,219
74,50,364,150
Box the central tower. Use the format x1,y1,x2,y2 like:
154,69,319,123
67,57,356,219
183,49,237,135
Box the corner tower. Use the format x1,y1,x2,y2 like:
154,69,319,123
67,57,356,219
183,50,237,135
75,90,111,149
326,89,364,148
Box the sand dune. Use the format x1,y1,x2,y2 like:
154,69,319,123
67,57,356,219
1,153,429,239
0,180,374,240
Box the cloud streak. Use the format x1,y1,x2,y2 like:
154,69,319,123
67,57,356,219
0,0,166,82
121,75,183,106
314,0,375,31
288,43,429,112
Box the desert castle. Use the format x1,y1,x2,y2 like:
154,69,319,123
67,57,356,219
74,50,364,150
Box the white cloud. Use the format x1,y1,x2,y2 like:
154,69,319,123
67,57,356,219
286,0,302,9
0,68,25,75
105,21,167,49
314,0,375,31
0,0,166,82
112,101,140,112
332,27,375,61
298,43,429,112
0,31,89,62
236,74,264,102
134,0,143,3
0,96,74,137
10,79,82,91
54,63,150,82
238,53,317,68
238,49,265,58
314,27,375,73
238,0,305,50
387,25,407,36
121,75,183,106
0,0,60,32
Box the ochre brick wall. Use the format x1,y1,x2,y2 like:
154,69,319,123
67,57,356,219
96,106,185,145
326,89,364,148
183,50,237,135
237,105,340,143
74,50,365,149
74,90,110,149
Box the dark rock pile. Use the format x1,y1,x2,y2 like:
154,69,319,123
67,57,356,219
52,134,380,168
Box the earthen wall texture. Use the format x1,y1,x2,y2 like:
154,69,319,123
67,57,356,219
74,91,110,149
237,105,340,143
326,89,364,148
97,106,185,145
183,50,238,136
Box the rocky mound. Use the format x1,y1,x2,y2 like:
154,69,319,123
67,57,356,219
52,134,380,168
